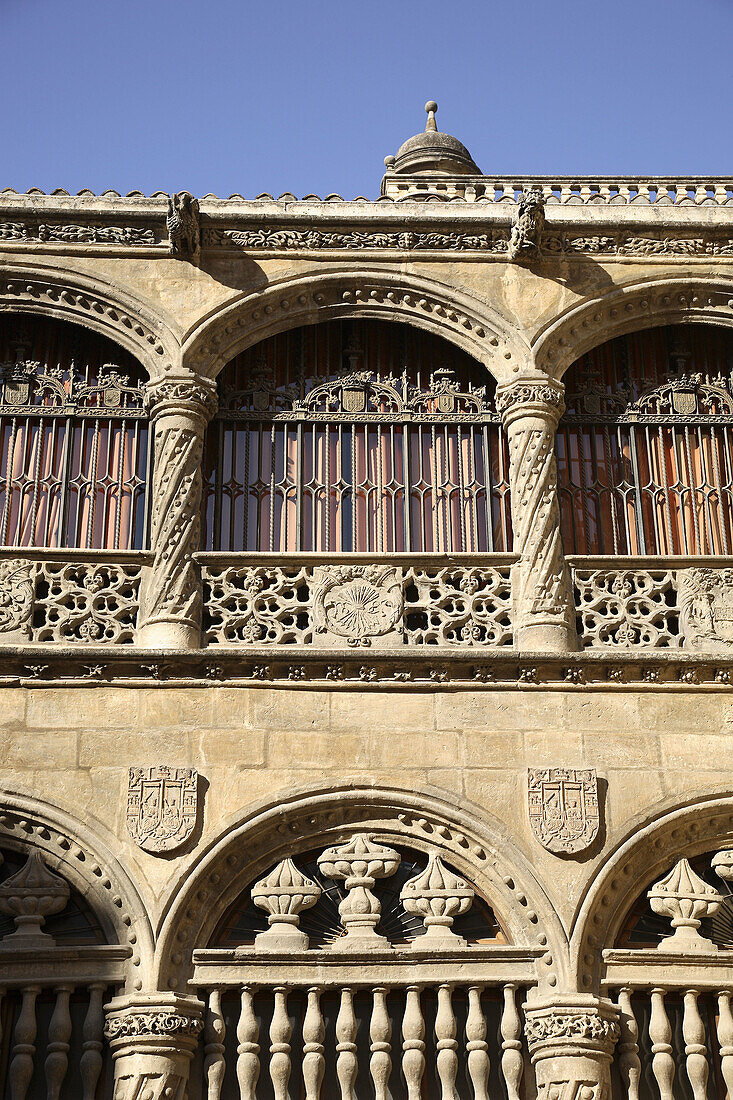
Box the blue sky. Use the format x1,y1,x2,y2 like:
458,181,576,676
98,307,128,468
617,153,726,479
2,0,731,199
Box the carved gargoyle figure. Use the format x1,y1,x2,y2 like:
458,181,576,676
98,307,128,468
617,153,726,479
166,191,200,261
507,186,545,261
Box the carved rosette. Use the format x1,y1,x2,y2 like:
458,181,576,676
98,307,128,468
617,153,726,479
312,565,403,647
525,998,620,1100
137,377,217,649
496,378,575,651
105,994,204,1100
251,857,322,951
0,558,34,639
400,853,474,949
648,858,722,953
317,833,400,950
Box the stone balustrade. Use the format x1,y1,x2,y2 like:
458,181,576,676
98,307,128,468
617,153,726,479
381,176,733,205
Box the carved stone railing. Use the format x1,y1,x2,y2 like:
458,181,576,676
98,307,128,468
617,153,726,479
0,549,149,645
569,556,733,652
381,175,733,206
199,553,515,650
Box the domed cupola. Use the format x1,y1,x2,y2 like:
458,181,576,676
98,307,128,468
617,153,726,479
383,101,481,180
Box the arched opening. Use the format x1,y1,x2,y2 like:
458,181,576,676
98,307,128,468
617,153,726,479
556,324,733,555
202,319,510,554
0,315,150,551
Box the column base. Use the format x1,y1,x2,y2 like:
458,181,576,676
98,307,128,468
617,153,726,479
136,619,201,650
516,621,578,653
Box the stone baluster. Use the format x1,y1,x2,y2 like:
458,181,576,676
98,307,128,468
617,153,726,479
717,991,733,1098
317,833,399,950
402,986,426,1100
45,986,72,1100
105,993,204,1100
649,988,675,1100
205,989,226,1100
370,987,392,1100
236,987,260,1100
616,988,641,1100
9,985,39,1100
269,987,291,1100
501,983,523,1100
436,984,459,1100
525,996,620,1100
302,987,325,1100
496,377,576,651
336,988,358,1100
682,990,708,1100
251,858,321,951
136,375,217,649
80,984,106,1100
466,986,490,1100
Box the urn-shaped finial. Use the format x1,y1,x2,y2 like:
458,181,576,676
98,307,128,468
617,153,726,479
648,858,722,953
712,849,733,882
0,852,70,943
400,853,474,949
318,833,399,950
251,857,321,951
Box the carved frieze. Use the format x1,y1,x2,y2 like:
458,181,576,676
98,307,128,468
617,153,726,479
525,1013,620,1047
0,222,158,245
126,767,198,854
528,768,599,855
104,1012,204,1040
312,565,403,647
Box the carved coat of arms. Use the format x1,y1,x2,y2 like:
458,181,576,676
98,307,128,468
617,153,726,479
127,767,198,854
528,768,599,855
679,568,733,650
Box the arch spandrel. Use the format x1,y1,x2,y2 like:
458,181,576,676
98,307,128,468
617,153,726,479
181,270,531,385
570,794,733,993
0,264,181,379
153,784,568,992
0,788,154,991
532,275,733,379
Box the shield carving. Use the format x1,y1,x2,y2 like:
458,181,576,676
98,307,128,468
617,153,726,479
671,389,697,414
127,766,198,854
528,768,599,855
4,379,29,405
341,386,367,414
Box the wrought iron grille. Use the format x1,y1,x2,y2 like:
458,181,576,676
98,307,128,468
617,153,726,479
0,319,150,550
203,321,511,553
557,325,733,555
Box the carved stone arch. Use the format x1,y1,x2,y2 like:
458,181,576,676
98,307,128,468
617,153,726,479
182,269,530,384
0,263,181,378
0,787,154,991
570,793,733,993
155,782,567,992
533,275,733,379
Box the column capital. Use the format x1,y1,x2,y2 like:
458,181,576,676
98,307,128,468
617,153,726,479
524,995,620,1063
105,994,204,1100
144,374,218,424
495,376,565,427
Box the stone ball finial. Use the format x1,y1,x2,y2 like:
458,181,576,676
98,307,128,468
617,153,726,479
384,155,396,168
425,101,438,131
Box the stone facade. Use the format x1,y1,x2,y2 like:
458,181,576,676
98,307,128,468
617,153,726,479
1,105,733,1098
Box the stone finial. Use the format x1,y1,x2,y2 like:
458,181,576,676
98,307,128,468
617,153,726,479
251,858,321,951
425,100,438,132
713,849,733,881
317,833,399,950
0,852,70,943
648,858,722,953
400,853,474,949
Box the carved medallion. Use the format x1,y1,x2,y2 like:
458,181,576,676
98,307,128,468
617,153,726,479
671,389,697,415
313,565,403,647
528,768,599,855
679,568,733,650
127,767,198,854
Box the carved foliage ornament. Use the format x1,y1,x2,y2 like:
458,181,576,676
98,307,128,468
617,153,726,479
0,559,34,636
528,768,599,855
524,1013,620,1049
104,1012,204,1040
127,767,198,854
